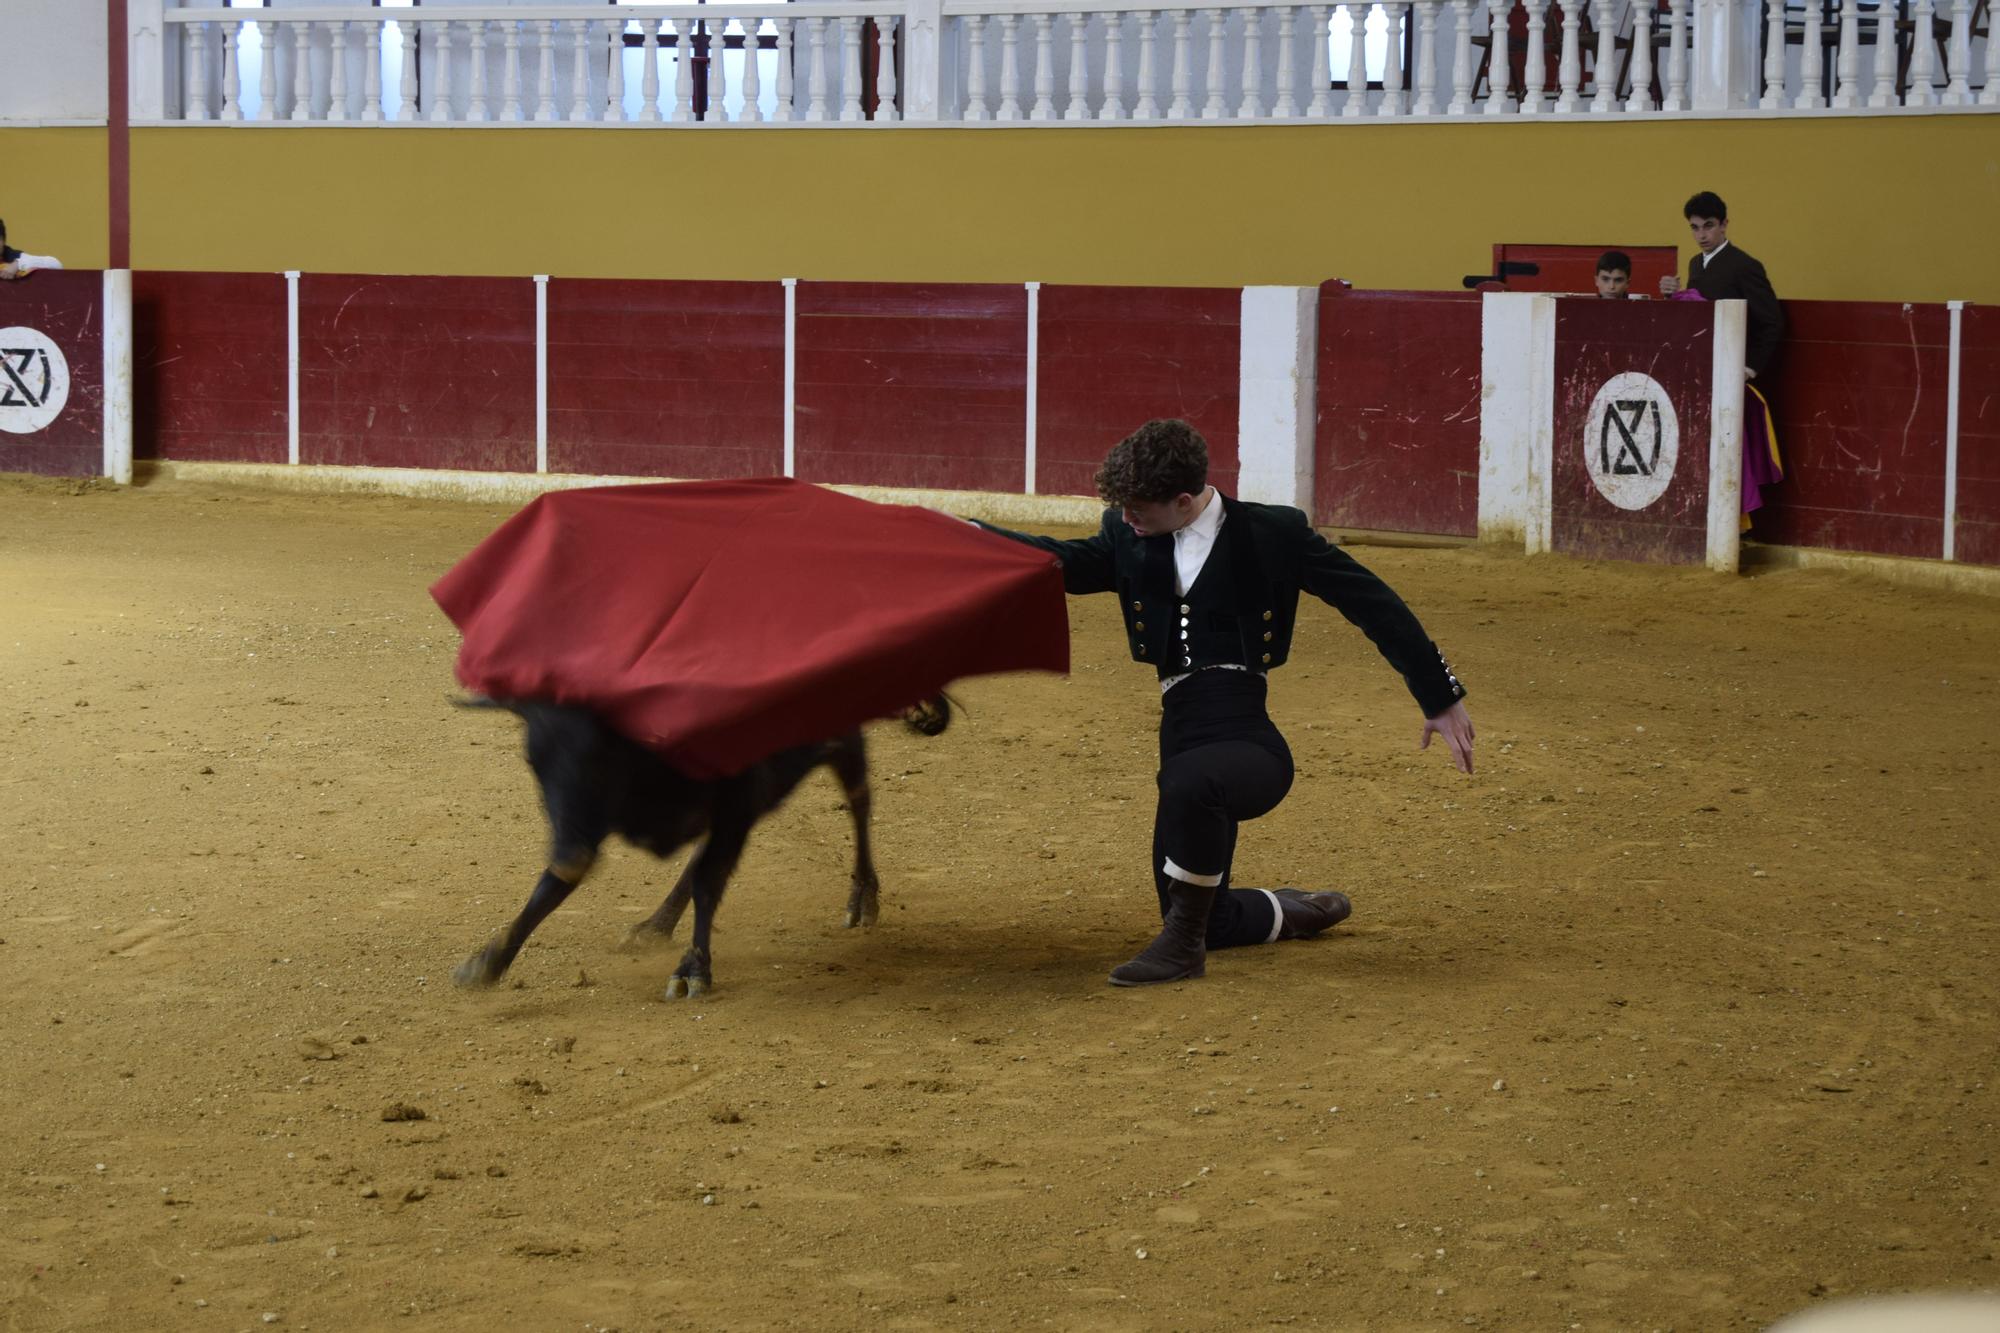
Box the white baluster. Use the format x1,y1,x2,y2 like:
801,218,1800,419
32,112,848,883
1307,4,1335,117
1104,14,1129,119
186,22,211,121
1065,14,1092,120
1797,0,1823,106
364,21,383,121
1412,0,1441,113
639,19,661,122
221,21,243,121
672,20,697,122
709,18,731,124
500,21,524,121
775,18,797,121
533,21,557,121
1759,0,1787,107
1240,9,1267,116
428,22,453,121
325,21,349,122
1628,0,1656,108
1983,0,2000,103
1830,0,1860,106
808,17,833,121
1202,9,1229,118
1866,2,1896,105
878,16,901,121
1554,0,1582,111
1342,1,1370,115
1590,0,1618,110
840,16,865,121
257,21,278,122
1522,0,1549,110
290,22,314,121
997,14,1023,119
964,15,991,119
1168,10,1195,116
1379,1,1408,112
742,18,766,122
397,19,419,122
1487,0,1514,112
1665,0,1689,108
1272,6,1300,116
1449,0,1477,113
603,21,626,121
1135,11,1161,118
570,20,592,121
1943,0,1972,102
468,21,492,122
1907,0,1939,103
1032,13,1058,119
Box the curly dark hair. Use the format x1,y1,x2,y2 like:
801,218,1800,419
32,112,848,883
1093,419,1209,506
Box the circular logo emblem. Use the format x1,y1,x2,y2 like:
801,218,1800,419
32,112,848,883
0,326,71,434
1583,372,1679,511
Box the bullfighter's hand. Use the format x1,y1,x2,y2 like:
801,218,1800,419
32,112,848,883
1420,701,1475,775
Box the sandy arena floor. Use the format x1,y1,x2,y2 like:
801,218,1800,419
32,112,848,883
1,475,1995,1332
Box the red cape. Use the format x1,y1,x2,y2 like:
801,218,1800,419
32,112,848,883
431,478,1069,777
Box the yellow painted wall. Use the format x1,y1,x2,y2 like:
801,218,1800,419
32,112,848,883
0,128,108,269
9,116,1996,301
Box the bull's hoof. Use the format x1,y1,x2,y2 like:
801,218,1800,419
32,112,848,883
663,974,710,1000
844,896,879,929
454,946,506,989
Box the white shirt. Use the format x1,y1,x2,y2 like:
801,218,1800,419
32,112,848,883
0,251,62,277
1173,486,1224,596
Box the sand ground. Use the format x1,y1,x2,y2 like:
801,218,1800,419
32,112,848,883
1,475,1995,1332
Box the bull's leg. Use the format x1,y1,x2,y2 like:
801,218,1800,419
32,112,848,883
622,842,702,949
665,821,750,1000
827,737,881,929
454,846,598,988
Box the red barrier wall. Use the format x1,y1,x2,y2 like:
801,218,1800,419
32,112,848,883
1753,301,1952,560
1035,284,1239,499
1550,298,1715,566
299,274,536,472
0,270,104,478
1954,304,1999,568
1314,287,1480,535
135,271,288,464
794,282,1027,492
547,279,784,479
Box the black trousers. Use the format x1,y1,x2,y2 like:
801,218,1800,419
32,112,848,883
1152,669,1295,949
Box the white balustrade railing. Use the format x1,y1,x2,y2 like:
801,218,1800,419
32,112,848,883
143,0,1997,124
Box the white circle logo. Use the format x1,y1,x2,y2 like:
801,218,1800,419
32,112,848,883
1583,372,1679,511
0,326,72,434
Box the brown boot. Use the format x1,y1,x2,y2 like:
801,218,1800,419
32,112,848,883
1109,883,1215,987
1273,889,1352,940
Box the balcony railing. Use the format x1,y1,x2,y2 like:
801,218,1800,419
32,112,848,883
133,0,1997,124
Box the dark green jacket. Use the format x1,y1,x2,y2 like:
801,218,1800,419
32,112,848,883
981,493,1466,717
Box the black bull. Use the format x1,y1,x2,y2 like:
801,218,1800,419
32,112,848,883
452,695,953,998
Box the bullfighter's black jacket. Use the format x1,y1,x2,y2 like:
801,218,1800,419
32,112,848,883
1686,243,1785,378
981,493,1466,718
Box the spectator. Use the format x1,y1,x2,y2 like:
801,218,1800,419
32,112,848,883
0,218,64,281
1595,251,1636,299
1659,191,1783,380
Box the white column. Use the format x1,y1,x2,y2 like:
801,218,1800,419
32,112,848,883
1203,9,1230,117
570,21,593,121
1522,0,1549,110
1706,299,1747,573
639,19,662,122
1306,4,1336,117
997,14,1024,119
130,0,168,122
604,20,626,121
326,22,350,122
290,22,314,121
709,18,731,123
285,271,302,467
1478,292,1557,551
672,19,698,121
1588,0,1617,110
1865,3,1897,106
1448,0,1477,113
1665,0,1690,108
1627,0,1655,108
1237,287,1320,512
1135,11,1162,118
429,22,454,121
534,21,558,121
221,21,243,121
186,22,212,121
1168,10,1195,116
1554,0,1583,110
776,20,797,121
1380,2,1408,112
1945,301,1965,559
500,20,525,121
1759,0,1787,107
1025,282,1041,494
1240,9,1268,117
783,279,799,479
1412,0,1442,113
1487,0,1514,113
1907,0,1939,105
1031,13,1058,119
1104,14,1129,119
812,17,839,120
877,16,901,121
1796,0,1823,106
963,15,991,118
469,20,493,121
534,276,549,475
364,21,384,121
1272,6,1300,116
840,16,866,121
257,22,278,122
102,271,134,486
1831,0,1860,107
1066,14,1094,120
1692,0,1757,110
1985,7,2000,103
1942,0,1973,103
902,0,945,121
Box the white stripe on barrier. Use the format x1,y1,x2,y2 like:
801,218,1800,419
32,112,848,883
783,278,798,479
102,270,134,485
1236,286,1318,513
285,270,301,466
1945,300,1965,562
1025,281,1041,495
534,275,549,475
1707,299,1747,573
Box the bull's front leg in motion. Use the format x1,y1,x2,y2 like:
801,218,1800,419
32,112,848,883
665,821,750,1000
623,845,701,949
828,738,880,929
455,849,597,988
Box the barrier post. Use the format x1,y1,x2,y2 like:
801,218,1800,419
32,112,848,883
1478,292,1556,551
102,270,134,484
1237,286,1317,512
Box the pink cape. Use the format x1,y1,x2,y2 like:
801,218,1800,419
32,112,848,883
431,478,1070,777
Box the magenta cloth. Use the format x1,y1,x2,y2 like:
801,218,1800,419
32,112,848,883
431,478,1070,777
